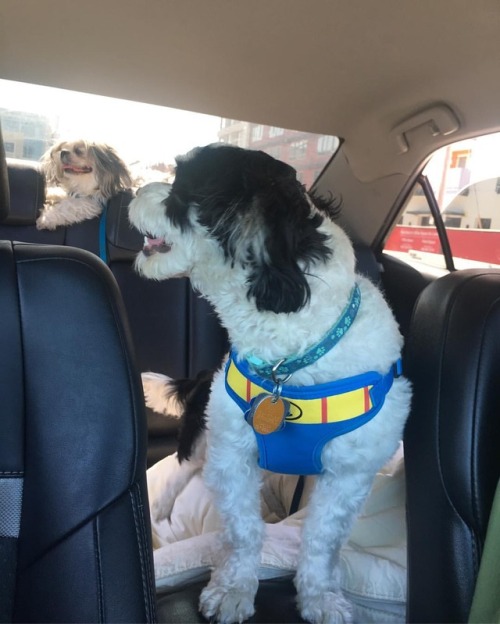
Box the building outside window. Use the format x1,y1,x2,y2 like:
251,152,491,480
217,118,339,189
317,135,336,153
269,126,284,138
251,124,264,142
290,139,307,160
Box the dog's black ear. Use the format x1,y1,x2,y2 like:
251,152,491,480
164,189,193,231
243,154,332,314
248,257,311,314
246,211,332,313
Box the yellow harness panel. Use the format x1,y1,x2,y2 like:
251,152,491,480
226,358,373,425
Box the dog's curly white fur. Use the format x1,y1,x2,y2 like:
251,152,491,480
37,139,131,230
129,144,411,624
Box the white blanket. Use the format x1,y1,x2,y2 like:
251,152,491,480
148,446,407,622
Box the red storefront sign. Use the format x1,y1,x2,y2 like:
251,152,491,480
385,226,500,265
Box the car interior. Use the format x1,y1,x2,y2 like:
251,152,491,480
1,1,500,623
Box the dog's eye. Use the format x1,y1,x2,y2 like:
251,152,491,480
74,147,84,157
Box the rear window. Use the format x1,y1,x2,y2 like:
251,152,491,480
1,79,339,189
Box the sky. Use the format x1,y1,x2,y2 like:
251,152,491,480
0,79,222,166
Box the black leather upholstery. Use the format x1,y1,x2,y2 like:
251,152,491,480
381,252,432,339
0,240,156,622
404,269,500,623
3,158,46,225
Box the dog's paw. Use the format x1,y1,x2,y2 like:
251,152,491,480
299,591,353,624
36,213,57,231
199,583,255,624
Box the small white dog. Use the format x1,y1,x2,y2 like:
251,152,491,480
129,144,411,624
37,139,131,230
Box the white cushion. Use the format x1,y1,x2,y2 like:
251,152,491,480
148,447,406,622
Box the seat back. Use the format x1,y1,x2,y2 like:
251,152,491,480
0,239,156,622
0,158,65,244
0,158,112,254
404,268,500,622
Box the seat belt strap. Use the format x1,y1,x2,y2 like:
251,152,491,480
99,204,108,263
289,475,305,516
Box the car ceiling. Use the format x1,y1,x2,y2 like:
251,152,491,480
1,0,500,241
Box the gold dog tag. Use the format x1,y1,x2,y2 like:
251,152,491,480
247,393,289,435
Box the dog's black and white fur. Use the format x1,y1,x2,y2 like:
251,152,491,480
130,144,411,624
37,139,131,230
141,368,213,519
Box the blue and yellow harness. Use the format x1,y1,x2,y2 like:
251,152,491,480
224,284,401,474
225,353,401,474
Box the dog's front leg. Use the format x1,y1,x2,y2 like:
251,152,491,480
295,459,376,624
199,383,264,623
36,202,61,230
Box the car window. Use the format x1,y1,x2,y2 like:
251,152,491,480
384,133,500,274
384,181,448,276
1,79,339,190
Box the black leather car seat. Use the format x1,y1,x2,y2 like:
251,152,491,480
0,239,157,623
0,125,156,622
404,268,500,623
0,158,63,244
0,238,158,623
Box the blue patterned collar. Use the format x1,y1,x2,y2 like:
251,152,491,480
244,284,361,379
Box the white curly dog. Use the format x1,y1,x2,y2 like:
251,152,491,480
129,144,411,624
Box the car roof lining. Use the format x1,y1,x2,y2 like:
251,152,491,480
2,1,500,181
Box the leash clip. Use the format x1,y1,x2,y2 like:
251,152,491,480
271,359,291,402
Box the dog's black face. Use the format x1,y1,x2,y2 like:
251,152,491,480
165,144,336,313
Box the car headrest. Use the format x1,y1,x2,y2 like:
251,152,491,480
4,159,45,225
106,189,143,262
0,125,10,222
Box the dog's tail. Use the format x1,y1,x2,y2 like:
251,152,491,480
141,371,185,417
141,369,214,462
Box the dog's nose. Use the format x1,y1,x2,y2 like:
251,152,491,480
60,150,69,159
